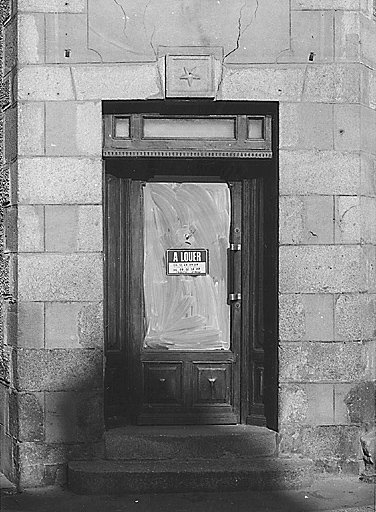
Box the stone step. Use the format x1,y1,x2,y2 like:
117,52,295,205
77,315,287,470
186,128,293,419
105,425,279,460
68,457,316,495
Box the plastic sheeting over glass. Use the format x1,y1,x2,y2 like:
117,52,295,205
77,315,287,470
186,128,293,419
143,182,230,351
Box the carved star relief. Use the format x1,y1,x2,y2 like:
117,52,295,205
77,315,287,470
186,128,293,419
179,67,201,87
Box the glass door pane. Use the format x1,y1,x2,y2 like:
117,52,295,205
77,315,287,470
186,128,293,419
143,182,231,351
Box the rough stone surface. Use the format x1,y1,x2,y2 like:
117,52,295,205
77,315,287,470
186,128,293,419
18,14,45,64
18,0,86,13
18,102,44,156
345,381,376,426
361,196,376,244
18,441,104,487
280,425,360,473
71,65,160,101
105,426,278,461
45,390,103,443
279,294,305,341
334,196,360,243
334,104,361,151
45,205,102,252
15,348,103,391
18,253,103,301
17,301,44,348
279,341,369,382
18,66,75,101
68,457,315,495
334,293,376,341
279,150,361,195
18,392,44,442
279,103,334,150
18,157,102,205
222,67,305,102
279,245,366,293
303,64,361,103
18,205,44,252
279,293,335,341
45,302,103,349
279,195,334,245
45,101,101,156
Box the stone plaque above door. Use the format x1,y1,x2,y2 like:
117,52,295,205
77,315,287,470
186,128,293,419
165,55,214,98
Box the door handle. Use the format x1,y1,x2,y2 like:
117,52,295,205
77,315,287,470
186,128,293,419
227,245,241,304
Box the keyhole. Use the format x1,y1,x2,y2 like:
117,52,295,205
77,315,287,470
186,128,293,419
208,377,217,400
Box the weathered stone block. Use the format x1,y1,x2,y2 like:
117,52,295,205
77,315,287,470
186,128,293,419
18,253,103,301
304,384,335,426
280,150,361,195
279,294,305,341
360,12,376,68
45,390,103,443
45,302,81,349
18,102,44,156
360,153,376,197
334,104,361,151
15,348,103,391
18,66,75,101
335,11,360,62
303,294,335,341
18,205,44,252
45,302,103,349
280,341,369,382
222,67,305,102
303,64,361,103
304,196,334,244
279,384,308,426
345,381,376,426
361,196,376,244
18,0,86,12
288,10,334,64
19,439,104,467
18,157,102,204
45,205,78,252
334,383,354,425
77,302,103,348
363,245,376,293
280,245,366,293
279,103,333,150
18,14,45,64
334,196,360,243
280,425,361,473
17,302,44,349
77,205,103,252
71,65,160,101
45,101,101,156
360,105,376,154
279,293,335,341
18,392,44,442
335,293,376,341
291,0,362,8
45,13,96,64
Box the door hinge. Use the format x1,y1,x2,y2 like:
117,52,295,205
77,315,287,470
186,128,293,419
229,243,241,251
228,293,241,301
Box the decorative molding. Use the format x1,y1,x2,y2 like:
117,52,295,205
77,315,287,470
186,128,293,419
103,149,272,159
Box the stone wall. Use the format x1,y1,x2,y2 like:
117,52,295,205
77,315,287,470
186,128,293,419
2,0,376,486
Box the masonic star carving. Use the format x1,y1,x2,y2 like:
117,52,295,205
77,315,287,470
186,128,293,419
179,67,201,87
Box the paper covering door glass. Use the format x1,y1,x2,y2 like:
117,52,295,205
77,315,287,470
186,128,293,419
143,182,231,351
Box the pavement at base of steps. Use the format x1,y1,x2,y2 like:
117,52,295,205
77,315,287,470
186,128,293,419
1,473,375,512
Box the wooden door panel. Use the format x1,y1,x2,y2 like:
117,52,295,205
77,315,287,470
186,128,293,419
143,363,183,405
193,363,231,405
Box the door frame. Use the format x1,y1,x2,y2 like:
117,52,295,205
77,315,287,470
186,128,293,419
103,100,279,430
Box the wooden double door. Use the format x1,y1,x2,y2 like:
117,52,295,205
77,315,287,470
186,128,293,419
105,159,276,427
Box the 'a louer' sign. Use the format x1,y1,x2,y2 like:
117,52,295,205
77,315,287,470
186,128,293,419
166,249,209,275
